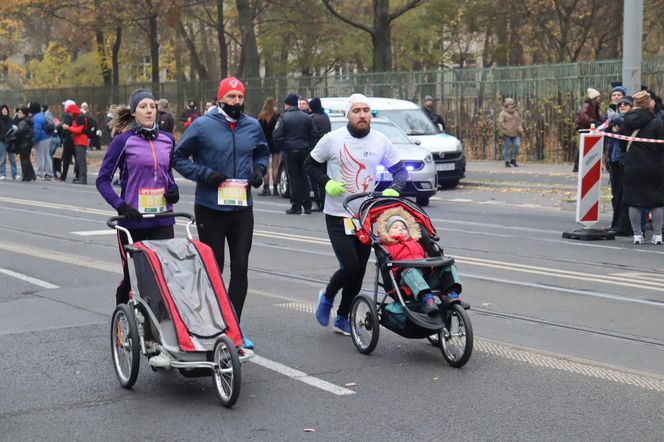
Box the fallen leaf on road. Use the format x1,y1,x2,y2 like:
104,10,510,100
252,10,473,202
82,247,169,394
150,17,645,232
304,428,315,433
344,382,357,388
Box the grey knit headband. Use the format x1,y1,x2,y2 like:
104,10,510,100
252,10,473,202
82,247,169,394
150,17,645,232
129,89,155,113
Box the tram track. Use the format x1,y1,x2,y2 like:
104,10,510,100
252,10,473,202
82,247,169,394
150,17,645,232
247,266,664,350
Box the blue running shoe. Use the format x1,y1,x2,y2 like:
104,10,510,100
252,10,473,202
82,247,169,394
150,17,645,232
242,335,254,350
315,289,333,326
333,315,351,336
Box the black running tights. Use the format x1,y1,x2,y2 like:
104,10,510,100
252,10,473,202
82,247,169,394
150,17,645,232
325,214,371,318
195,205,254,320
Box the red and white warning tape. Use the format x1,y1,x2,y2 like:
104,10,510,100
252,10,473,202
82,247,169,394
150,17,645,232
589,127,664,144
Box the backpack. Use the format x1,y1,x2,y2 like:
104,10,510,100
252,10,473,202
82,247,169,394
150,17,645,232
44,112,55,135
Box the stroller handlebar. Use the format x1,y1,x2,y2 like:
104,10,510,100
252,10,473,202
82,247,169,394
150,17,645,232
342,192,406,215
106,211,195,229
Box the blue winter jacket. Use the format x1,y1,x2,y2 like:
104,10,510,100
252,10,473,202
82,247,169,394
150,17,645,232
173,107,269,211
32,112,49,144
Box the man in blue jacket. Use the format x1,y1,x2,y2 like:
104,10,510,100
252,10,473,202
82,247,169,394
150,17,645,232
29,102,53,180
173,77,269,349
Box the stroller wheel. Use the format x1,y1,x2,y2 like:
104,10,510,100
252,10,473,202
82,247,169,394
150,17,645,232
111,304,140,389
212,335,241,408
439,303,473,368
350,294,380,355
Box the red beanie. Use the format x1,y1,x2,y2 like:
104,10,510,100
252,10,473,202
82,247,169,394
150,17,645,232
217,77,246,100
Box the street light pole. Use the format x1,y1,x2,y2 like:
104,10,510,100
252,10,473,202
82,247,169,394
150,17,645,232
622,0,643,95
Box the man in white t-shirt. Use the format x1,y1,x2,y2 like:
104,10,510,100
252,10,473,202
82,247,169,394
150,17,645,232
304,93,408,335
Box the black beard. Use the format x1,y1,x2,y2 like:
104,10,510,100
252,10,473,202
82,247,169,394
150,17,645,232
222,103,244,120
347,122,370,138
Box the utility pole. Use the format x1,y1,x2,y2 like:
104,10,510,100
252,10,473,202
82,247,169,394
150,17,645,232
622,0,643,95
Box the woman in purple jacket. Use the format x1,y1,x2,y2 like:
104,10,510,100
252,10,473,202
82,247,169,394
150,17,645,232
96,89,179,304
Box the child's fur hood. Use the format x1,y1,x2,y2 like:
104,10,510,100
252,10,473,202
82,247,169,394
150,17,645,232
376,206,421,244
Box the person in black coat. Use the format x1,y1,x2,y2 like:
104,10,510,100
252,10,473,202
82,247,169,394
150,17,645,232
0,104,18,180
622,91,664,245
273,93,317,214
308,98,331,211
15,107,36,182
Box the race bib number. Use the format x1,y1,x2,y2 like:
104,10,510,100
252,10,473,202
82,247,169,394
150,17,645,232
217,179,248,206
343,217,356,235
138,188,166,213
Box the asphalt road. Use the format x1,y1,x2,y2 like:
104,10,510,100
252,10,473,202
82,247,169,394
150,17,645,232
1,164,663,441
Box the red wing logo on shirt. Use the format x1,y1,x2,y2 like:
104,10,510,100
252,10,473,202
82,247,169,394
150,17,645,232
340,143,373,193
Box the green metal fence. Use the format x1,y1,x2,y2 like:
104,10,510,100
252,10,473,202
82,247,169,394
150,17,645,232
2,56,663,162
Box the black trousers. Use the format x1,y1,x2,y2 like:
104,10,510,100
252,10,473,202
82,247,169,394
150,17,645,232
74,145,87,183
116,225,174,305
195,205,254,320
61,140,75,180
609,163,630,233
325,214,372,318
285,149,311,211
19,145,36,181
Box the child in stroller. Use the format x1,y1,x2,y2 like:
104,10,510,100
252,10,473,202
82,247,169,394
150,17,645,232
376,206,462,317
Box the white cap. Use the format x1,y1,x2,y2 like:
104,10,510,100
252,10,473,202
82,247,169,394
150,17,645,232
81,102,88,109
344,93,370,116
587,88,600,100
62,99,76,108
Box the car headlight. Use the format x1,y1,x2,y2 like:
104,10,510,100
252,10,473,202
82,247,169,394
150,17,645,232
424,153,433,163
456,140,463,152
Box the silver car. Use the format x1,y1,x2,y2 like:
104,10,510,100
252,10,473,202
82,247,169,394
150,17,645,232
277,115,437,206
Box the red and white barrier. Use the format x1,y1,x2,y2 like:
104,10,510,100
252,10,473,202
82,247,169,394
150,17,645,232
575,132,604,226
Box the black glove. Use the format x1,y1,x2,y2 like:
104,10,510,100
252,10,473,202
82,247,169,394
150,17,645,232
117,202,143,221
205,171,227,187
248,166,264,189
164,187,179,204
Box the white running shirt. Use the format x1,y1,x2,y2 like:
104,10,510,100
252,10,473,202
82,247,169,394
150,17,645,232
310,126,401,217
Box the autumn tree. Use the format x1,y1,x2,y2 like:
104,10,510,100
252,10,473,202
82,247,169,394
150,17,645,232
321,0,425,72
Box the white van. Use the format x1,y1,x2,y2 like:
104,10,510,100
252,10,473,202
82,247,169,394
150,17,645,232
320,97,466,188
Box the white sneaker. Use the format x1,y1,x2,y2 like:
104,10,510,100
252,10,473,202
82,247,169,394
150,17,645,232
652,235,663,245
148,352,171,368
633,234,644,244
0,176,5,181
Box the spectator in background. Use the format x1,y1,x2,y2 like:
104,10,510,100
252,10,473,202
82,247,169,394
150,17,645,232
298,97,312,114
15,106,36,182
257,96,280,196
622,91,664,245
157,99,174,133
273,93,317,214
204,98,216,114
498,97,525,167
44,104,62,179
59,99,76,182
29,102,53,180
422,95,445,131
574,88,602,171
180,98,200,129
604,88,631,235
62,103,89,184
81,102,101,150
0,105,17,180
308,97,331,211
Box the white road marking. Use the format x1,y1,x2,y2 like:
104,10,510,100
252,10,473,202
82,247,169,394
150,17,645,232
250,355,355,396
71,230,117,236
275,302,664,392
0,267,59,289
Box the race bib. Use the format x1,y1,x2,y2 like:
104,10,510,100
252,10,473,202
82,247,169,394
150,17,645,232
217,179,248,206
343,217,356,235
138,188,166,213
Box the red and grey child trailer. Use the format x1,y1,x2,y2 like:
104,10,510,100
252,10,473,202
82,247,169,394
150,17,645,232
108,212,251,407
343,193,473,368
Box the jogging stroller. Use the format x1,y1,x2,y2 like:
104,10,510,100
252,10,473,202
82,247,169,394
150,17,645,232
343,193,473,368
107,212,251,407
